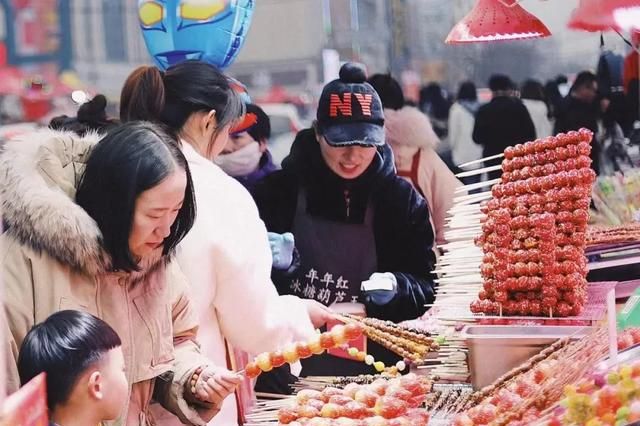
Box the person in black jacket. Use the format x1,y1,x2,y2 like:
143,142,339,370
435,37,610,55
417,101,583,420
252,63,436,380
473,74,536,180
554,71,602,174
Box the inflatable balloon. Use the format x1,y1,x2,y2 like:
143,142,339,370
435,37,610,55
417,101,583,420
138,0,255,70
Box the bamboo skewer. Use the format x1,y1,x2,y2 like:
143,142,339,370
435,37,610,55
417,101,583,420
457,153,504,169
437,240,477,250
434,268,480,278
455,164,502,178
446,213,486,223
437,262,482,269
448,203,483,213
453,190,492,203
435,275,482,283
454,178,501,193
445,231,482,239
439,249,482,255
435,271,480,277
452,193,492,207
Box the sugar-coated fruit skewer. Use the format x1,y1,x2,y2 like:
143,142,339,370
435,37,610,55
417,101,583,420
243,322,365,379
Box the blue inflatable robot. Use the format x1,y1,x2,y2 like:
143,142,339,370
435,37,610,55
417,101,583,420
138,0,255,70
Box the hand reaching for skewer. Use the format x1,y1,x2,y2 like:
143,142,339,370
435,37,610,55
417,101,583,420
186,365,242,415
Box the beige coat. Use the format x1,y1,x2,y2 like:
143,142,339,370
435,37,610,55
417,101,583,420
0,130,214,425
384,106,465,245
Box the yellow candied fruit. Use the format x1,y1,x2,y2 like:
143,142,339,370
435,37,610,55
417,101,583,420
374,361,386,372
564,385,578,396
620,365,633,380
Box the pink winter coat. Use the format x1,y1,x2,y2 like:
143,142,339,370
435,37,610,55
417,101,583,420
384,106,464,245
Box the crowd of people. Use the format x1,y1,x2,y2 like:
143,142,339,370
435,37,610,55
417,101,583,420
422,69,640,179
1,56,639,426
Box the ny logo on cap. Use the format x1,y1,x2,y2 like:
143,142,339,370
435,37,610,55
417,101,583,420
329,93,373,118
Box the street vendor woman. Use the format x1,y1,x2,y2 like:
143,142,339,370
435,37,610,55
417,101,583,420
0,122,241,425
252,63,437,379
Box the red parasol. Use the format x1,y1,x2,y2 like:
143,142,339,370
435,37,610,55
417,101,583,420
445,0,551,44
568,0,640,33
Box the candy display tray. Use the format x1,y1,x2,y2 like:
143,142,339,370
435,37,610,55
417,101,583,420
464,325,589,390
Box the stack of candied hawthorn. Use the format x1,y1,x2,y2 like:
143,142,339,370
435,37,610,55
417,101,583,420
471,129,596,318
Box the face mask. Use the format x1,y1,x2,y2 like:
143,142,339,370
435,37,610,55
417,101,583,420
214,142,262,177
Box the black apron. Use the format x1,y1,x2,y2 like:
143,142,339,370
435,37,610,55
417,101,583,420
290,188,400,377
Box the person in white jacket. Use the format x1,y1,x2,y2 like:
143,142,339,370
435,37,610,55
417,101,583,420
521,79,553,139
448,81,484,183
120,62,331,425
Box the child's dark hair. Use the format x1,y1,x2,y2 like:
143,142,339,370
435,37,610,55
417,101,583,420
246,103,271,142
49,94,119,136
17,310,122,411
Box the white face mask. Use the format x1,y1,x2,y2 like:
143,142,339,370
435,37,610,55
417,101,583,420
214,142,262,177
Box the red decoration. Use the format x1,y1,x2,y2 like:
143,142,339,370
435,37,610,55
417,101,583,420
568,0,640,32
1,373,48,425
230,112,258,135
445,0,551,44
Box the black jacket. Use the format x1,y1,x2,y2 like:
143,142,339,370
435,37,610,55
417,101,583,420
252,129,436,323
473,96,536,175
554,95,602,174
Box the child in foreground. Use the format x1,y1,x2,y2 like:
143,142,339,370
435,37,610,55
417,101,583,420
17,310,128,426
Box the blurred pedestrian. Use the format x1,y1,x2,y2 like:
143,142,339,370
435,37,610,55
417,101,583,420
448,81,483,185
554,71,602,174
544,80,563,121
521,79,553,138
473,74,536,180
368,73,463,246
419,83,451,140
214,103,278,192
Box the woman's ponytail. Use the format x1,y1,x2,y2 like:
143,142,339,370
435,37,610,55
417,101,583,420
119,66,166,122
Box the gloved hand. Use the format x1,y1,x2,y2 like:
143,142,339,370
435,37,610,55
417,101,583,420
361,272,398,306
268,232,295,270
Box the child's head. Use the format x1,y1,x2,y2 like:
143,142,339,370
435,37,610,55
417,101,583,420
17,310,128,421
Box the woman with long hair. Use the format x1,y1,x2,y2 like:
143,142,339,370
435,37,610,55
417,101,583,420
120,61,329,425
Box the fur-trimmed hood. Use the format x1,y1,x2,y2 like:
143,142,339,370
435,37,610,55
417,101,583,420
383,106,439,150
0,128,157,277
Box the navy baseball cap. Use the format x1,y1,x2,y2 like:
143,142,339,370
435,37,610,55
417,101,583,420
317,63,385,147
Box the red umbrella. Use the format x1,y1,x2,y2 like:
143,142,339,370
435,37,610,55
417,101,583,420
568,0,640,32
445,0,551,44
